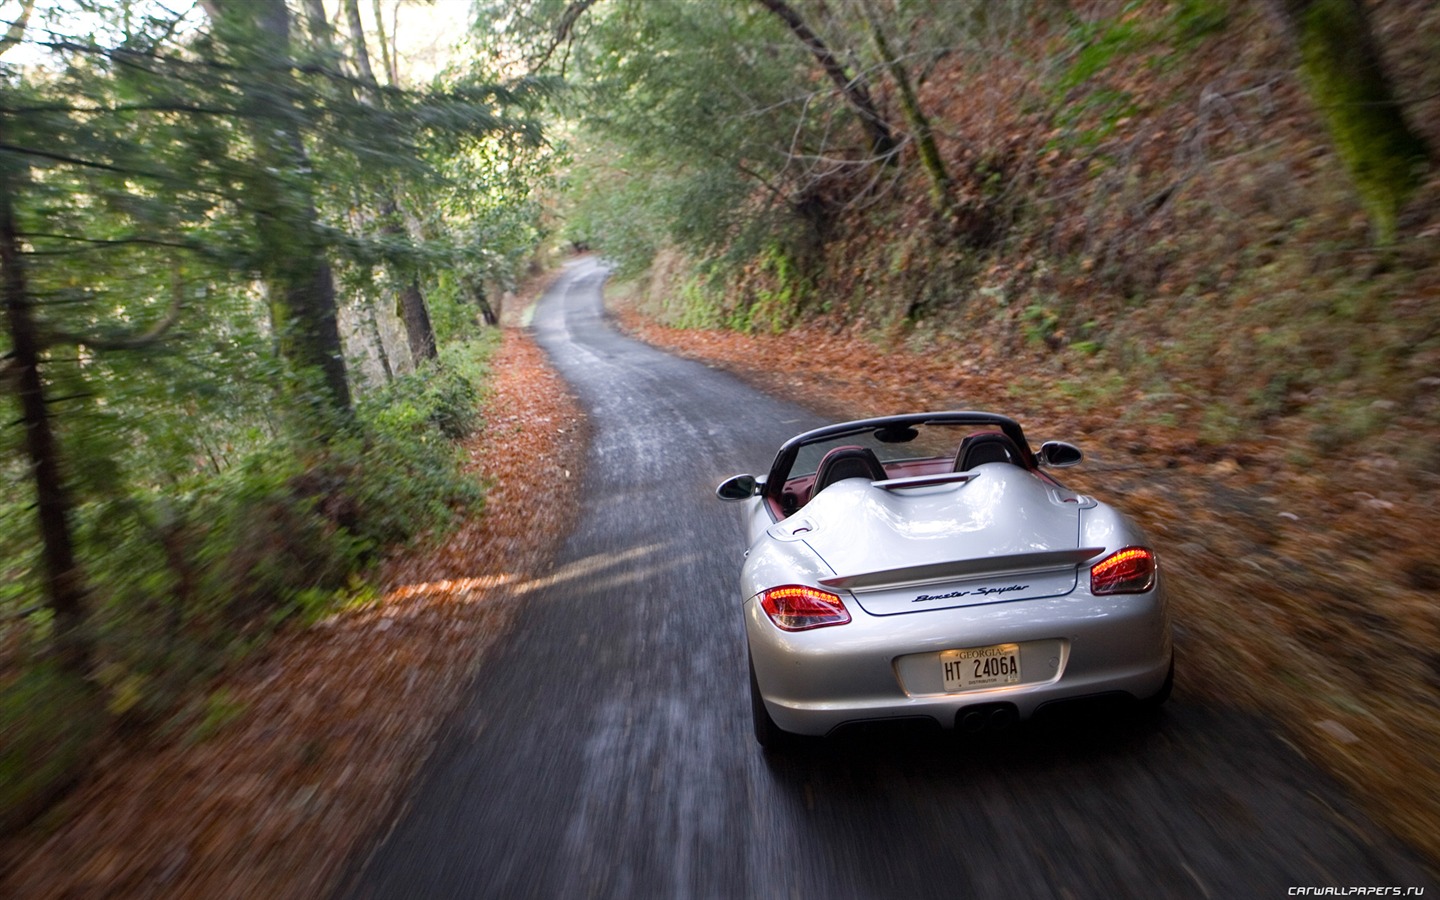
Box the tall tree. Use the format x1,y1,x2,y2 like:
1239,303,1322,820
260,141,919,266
0,145,91,676
201,0,353,414
857,0,955,220
298,0,397,380
342,0,439,363
499,0,868,273
0,0,547,691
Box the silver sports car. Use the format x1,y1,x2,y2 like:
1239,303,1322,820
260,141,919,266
716,411,1173,747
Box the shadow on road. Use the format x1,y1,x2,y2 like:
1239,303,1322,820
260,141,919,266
751,699,1436,897
762,695,1167,771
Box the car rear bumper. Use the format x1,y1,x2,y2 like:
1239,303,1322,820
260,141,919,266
745,585,1172,737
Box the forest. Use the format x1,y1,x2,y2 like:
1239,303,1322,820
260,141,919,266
0,0,556,835
2,0,1438,892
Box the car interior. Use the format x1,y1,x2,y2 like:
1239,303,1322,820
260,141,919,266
772,427,1028,517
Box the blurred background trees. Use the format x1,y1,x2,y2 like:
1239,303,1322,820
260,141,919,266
0,0,555,830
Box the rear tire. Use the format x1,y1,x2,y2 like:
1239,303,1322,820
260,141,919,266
1141,653,1175,710
749,656,793,750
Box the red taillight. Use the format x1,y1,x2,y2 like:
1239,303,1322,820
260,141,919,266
1090,547,1157,595
759,585,852,631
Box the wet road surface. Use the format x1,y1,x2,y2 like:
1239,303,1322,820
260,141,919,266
345,257,1435,899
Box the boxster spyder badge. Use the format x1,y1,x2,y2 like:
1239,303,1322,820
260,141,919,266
716,411,1172,748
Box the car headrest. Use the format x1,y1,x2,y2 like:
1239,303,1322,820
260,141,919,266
953,432,1023,471
812,445,888,496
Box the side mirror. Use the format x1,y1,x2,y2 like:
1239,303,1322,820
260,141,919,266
716,474,762,501
1039,441,1084,468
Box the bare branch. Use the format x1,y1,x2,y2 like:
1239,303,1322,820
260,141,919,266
532,0,602,73
755,0,898,161
19,233,199,254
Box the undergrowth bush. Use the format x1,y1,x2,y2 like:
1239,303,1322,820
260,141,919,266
2,334,499,741
0,663,102,834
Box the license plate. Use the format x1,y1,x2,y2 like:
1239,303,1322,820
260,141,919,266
940,644,1021,691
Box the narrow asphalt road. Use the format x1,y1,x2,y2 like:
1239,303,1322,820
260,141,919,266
345,257,1435,899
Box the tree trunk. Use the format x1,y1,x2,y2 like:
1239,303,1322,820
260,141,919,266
466,277,499,326
0,152,92,677
0,0,36,57
266,248,352,411
343,5,435,365
756,0,899,161
371,0,398,85
860,4,951,214
203,0,353,415
343,0,379,88
1272,0,1432,243
363,293,395,381
398,280,436,362
298,0,334,50
379,203,438,364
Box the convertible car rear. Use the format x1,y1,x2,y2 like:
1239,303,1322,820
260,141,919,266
717,412,1172,747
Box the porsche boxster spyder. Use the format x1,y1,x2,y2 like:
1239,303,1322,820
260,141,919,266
716,412,1173,747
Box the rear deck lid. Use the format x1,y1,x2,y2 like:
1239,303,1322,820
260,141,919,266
797,468,1095,615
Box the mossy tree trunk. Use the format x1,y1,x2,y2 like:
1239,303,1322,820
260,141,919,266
1274,0,1432,244
858,0,992,243
861,3,950,209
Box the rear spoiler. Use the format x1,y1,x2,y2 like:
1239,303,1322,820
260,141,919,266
872,472,977,490
818,547,1106,592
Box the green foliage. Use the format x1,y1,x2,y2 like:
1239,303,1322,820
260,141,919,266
1022,303,1061,346
561,158,671,275
645,269,727,330
1047,5,1150,151
188,688,248,745
533,0,854,273
1054,7,1147,94
1308,397,1395,453
1045,0,1228,152
727,242,812,334
368,363,480,442
1169,0,1230,47
2,328,497,738
0,0,549,835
